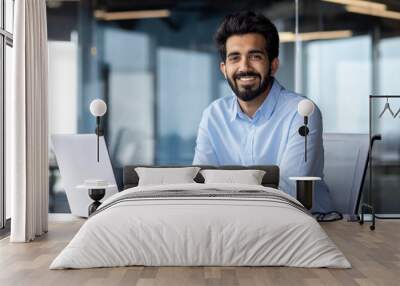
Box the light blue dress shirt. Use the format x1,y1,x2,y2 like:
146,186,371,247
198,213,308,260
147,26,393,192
193,78,333,212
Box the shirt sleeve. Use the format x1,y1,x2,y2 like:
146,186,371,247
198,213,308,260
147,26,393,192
193,109,218,165
279,104,324,198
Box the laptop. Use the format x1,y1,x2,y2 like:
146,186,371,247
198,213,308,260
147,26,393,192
51,134,119,217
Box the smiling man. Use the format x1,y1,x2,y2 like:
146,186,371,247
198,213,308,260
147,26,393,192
193,11,333,213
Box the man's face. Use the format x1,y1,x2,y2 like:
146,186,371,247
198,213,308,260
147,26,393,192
221,33,272,102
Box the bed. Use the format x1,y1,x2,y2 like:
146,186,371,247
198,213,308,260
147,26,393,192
50,165,350,269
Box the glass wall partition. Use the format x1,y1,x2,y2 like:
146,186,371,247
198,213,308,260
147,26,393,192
46,1,400,214
46,1,298,212
299,0,400,214
372,35,400,214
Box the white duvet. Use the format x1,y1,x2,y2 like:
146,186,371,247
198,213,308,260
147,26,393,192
50,183,351,269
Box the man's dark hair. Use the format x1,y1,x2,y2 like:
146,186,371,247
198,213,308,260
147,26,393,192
214,11,279,62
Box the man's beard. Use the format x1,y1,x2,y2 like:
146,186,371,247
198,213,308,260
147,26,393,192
227,69,272,102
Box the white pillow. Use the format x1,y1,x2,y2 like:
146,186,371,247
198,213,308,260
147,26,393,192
135,167,201,186
200,169,266,185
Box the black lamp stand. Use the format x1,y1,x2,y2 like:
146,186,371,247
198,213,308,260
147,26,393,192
296,180,314,210
298,116,309,162
88,188,106,215
95,116,104,162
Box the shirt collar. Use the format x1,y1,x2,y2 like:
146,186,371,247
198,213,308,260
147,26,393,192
230,78,281,122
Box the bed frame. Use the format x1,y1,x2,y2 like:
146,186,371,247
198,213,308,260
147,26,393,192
123,165,279,190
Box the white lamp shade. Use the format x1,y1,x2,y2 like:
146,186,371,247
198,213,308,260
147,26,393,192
297,99,315,117
90,99,107,117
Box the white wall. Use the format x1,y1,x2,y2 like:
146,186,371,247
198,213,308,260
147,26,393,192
48,41,78,136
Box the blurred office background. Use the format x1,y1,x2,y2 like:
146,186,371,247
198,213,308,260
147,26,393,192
42,0,400,214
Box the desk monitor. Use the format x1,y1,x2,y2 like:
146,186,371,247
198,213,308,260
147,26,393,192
51,134,118,217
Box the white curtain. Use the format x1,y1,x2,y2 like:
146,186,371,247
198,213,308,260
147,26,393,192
9,0,49,242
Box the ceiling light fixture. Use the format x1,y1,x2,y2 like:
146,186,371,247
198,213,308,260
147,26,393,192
321,0,386,11
322,0,400,21
94,9,171,21
345,5,400,20
279,30,353,43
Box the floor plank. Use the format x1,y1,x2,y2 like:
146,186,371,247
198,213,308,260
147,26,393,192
0,216,399,286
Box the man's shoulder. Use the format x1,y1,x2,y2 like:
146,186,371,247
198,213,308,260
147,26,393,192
277,85,321,116
279,88,305,106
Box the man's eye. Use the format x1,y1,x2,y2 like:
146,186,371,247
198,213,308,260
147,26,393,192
250,54,262,60
228,56,239,62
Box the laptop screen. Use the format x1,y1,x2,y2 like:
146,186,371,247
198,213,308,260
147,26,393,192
51,134,118,217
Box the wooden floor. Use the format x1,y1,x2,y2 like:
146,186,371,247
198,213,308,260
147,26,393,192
0,216,399,286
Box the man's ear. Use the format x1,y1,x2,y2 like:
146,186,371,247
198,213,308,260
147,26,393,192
270,58,280,76
220,62,227,79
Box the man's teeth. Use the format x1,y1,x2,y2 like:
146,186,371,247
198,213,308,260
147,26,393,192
238,76,257,81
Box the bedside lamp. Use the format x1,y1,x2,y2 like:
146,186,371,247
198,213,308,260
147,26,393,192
297,99,315,162
89,99,107,162
289,99,319,211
